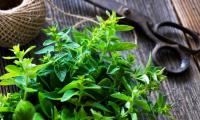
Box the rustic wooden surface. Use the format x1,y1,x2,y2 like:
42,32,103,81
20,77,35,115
0,0,200,119
172,0,200,74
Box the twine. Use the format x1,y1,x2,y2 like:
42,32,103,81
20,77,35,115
46,0,98,25
0,0,46,47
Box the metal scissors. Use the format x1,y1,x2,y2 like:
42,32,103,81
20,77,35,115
84,0,200,74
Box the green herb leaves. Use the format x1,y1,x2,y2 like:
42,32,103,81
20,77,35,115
0,12,172,120
107,42,137,52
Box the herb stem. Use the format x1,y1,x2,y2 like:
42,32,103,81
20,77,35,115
23,92,27,100
23,75,29,100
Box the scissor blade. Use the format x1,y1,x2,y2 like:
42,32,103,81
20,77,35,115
84,0,150,24
84,0,122,13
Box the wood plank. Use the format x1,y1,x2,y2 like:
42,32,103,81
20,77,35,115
171,0,200,77
171,0,200,33
169,1,200,119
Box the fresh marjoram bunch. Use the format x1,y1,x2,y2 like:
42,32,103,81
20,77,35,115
0,12,173,120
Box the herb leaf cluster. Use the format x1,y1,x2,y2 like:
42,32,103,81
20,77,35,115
0,12,172,120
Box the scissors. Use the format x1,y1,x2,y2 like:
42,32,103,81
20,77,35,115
84,0,200,74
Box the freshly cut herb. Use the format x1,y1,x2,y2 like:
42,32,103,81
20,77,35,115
0,12,173,120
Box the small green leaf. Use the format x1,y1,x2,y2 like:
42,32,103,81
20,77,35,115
3,56,16,60
0,72,21,80
84,84,101,90
0,79,16,86
59,80,80,93
5,65,21,73
111,92,132,102
78,106,88,119
108,101,120,113
137,74,150,84
107,42,137,51
98,78,112,87
155,93,167,107
122,77,132,92
135,100,151,112
35,46,54,54
24,87,38,93
107,65,120,75
54,66,67,82
96,16,104,22
24,46,36,55
64,42,80,49
106,11,111,16
13,100,36,120
38,92,54,118
41,91,62,101
0,107,13,112
33,113,44,120
130,113,137,120
61,90,78,102
86,102,111,112
120,107,126,117
32,63,49,73
116,25,134,31
43,39,56,46
15,76,26,87
125,102,131,109
145,54,152,72
91,109,113,120
53,106,60,120
90,109,103,119
61,108,75,120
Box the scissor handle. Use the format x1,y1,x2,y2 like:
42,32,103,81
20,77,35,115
152,43,190,74
153,21,200,54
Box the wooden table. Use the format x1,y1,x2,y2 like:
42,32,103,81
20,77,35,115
0,0,200,119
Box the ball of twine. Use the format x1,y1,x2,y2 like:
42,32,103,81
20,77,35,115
0,0,46,47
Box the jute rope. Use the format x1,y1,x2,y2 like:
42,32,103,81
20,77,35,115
0,0,46,47
46,0,98,26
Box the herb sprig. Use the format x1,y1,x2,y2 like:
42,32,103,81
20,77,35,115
0,12,173,120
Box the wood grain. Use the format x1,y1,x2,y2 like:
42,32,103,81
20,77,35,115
171,0,200,78
171,0,200,33
0,0,200,119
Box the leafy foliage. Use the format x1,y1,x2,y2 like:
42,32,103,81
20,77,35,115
0,12,172,120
